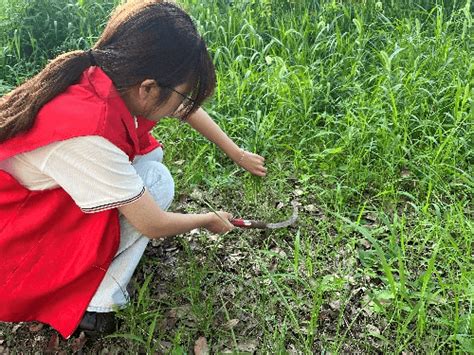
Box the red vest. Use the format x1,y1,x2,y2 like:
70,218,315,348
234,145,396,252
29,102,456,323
0,67,160,338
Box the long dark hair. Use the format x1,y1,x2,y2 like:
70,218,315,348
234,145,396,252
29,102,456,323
0,1,216,143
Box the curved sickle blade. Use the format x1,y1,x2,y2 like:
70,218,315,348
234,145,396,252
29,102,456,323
231,203,298,229
266,204,298,229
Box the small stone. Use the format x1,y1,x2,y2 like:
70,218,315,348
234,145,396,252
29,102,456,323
276,201,285,209
208,234,220,242
304,204,318,212
329,300,341,311
360,238,371,249
293,189,304,196
367,324,381,335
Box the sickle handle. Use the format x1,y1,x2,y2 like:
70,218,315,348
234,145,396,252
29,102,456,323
231,219,267,229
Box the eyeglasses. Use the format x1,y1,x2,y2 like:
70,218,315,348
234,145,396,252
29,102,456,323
161,85,195,107
157,84,196,119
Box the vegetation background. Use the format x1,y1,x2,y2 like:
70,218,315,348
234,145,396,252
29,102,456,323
0,0,472,353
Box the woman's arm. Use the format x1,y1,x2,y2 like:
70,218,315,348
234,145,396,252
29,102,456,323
186,107,267,176
118,190,234,239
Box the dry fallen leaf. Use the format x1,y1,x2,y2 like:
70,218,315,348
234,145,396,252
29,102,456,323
174,304,192,318
270,247,287,258
364,212,378,222
29,322,44,332
189,228,200,235
45,333,60,353
401,168,411,178
237,339,258,353
159,341,173,353
367,324,381,335
71,331,87,352
304,204,319,213
194,336,210,355
190,188,204,201
286,344,299,355
159,308,179,331
226,252,246,265
223,318,239,329
11,324,22,333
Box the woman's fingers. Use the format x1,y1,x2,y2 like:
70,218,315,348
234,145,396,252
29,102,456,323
206,211,234,234
236,150,267,176
251,162,267,176
255,165,267,175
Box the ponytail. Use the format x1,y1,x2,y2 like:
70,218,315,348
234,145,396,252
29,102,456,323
0,50,93,142
1,2,216,142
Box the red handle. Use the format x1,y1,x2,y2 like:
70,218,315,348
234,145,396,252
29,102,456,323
231,219,267,229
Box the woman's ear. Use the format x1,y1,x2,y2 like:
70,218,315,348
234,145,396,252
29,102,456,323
138,79,159,102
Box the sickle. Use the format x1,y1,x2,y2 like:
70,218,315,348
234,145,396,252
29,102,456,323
230,203,298,229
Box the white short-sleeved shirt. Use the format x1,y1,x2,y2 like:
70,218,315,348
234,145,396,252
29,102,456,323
0,135,145,213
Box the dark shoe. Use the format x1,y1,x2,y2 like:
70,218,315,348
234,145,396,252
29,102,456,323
77,311,118,337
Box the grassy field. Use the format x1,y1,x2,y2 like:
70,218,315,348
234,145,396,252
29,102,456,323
1,0,473,353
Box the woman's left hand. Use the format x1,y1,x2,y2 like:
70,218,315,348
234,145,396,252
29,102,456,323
235,150,267,177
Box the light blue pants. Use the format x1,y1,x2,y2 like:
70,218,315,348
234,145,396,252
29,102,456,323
87,148,174,312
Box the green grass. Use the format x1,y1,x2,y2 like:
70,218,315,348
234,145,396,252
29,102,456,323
1,0,473,353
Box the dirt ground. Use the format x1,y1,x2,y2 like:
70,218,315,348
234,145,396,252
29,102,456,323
0,189,398,354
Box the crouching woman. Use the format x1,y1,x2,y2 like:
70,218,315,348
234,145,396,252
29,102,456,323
0,1,266,338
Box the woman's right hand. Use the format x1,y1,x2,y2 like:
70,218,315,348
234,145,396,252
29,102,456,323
204,211,234,234
119,190,235,239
